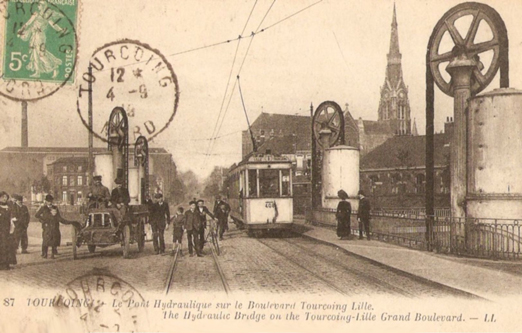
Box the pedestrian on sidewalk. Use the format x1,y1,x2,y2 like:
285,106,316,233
11,194,30,254
357,190,371,240
0,192,17,270
184,201,203,257
336,190,352,240
168,206,185,256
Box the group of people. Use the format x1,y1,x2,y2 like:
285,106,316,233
0,190,75,270
0,192,29,270
335,189,371,240
161,196,231,257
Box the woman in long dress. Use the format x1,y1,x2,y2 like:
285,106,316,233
17,2,64,78
336,189,352,240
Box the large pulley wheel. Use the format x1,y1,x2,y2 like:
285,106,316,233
108,107,129,150
313,101,344,149
428,2,508,97
134,136,149,166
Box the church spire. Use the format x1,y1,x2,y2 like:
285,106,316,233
388,3,400,58
377,4,411,136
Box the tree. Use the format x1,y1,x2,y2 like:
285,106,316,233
202,167,227,200
178,170,202,202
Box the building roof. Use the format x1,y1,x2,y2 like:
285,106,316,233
361,120,394,135
256,135,310,155
48,157,88,166
0,146,169,154
361,134,449,170
251,112,311,136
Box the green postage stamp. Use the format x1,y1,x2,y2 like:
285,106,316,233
2,0,78,84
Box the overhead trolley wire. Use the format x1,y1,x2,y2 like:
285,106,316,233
205,0,277,162
203,0,259,165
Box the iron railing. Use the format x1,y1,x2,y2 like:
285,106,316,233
308,207,522,259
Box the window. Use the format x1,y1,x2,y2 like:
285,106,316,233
77,191,82,201
62,176,68,186
281,170,290,196
69,176,75,186
248,169,257,198
62,191,67,202
78,166,83,172
77,176,83,186
259,169,279,197
62,165,67,172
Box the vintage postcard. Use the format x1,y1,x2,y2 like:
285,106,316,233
0,0,522,332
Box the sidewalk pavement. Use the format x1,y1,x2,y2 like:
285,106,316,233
293,218,522,302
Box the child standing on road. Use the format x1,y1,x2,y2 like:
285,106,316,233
169,207,185,256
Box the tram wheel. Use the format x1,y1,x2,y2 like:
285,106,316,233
122,225,131,259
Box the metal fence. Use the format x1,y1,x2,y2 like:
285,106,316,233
432,217,522,259
308,207,522,260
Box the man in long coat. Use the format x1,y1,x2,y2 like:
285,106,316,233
214,198,230,240
196,199,214,252
11,194,30,253
35,194,61,258
0,192,16,270
150,193,170,254
184,201,202,257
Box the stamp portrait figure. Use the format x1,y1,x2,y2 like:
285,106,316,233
17,2,64,78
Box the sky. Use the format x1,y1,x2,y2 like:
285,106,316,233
1,0,522,179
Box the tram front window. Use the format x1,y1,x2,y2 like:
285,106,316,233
260,169,280,197
248,169,257,197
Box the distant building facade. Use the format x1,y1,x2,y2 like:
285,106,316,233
0,146,178,205
359,121,453,209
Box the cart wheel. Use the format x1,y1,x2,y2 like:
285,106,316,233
137,221,145,253
122,225,131,259
71,226,78,260
88,245,96,253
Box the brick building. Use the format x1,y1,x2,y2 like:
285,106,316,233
0,146,179,204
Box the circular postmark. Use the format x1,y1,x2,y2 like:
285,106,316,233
54,269,149,332
0,0,78,102
76,39,179,144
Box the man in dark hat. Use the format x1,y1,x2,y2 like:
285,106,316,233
357,190,371,241
89,175,111,208
0,192,16,269
111,171,130,220
35,194,62,258
214,197,231,241
149,193,170,254
196,199,214,252
184,201,203,257
11,194,30,254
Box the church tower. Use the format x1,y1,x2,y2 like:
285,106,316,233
377,4,411,135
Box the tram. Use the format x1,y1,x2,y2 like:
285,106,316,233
226,153,293,236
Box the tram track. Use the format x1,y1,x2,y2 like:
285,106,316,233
277,237,414,297
165,239,230,295
255,238,348,296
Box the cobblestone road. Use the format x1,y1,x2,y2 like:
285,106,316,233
0,223,479,297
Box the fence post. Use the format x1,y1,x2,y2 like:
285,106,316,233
492,219,498,260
